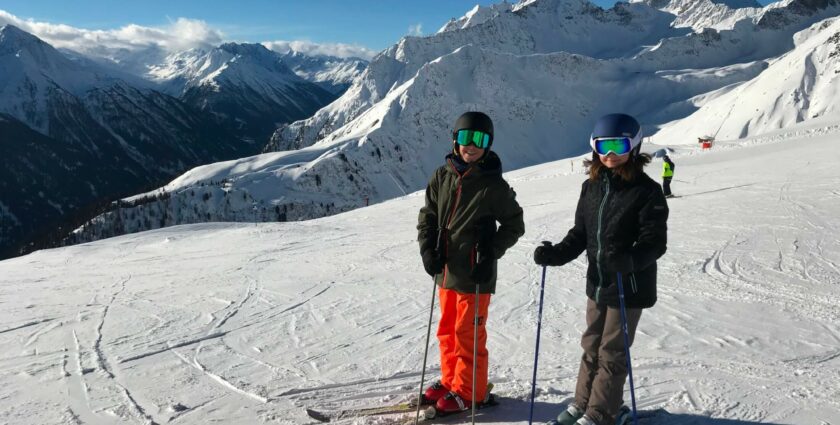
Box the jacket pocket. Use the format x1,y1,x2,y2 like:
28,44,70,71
630,273,639,295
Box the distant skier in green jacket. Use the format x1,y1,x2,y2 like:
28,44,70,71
662,155,674,198
417,111,525,414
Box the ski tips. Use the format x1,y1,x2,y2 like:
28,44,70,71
305,408,332,423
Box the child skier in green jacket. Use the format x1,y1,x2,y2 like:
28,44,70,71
417,111,525,413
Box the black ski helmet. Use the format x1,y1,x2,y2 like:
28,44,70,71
453,111,494,148
590,113,643,155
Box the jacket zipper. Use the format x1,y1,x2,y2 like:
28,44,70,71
441,162,473,287
630,273,638,294
596,174,611,291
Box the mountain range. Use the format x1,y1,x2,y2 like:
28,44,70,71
0,24,366,258
71,0,840,245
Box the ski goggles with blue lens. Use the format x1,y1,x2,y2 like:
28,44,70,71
591,137,633,156
455,129,491,149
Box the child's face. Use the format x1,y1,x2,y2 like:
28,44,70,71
599,152,630,168
458,143,485,163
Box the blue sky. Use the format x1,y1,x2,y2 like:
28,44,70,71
1,0,501,51
1,0,777,56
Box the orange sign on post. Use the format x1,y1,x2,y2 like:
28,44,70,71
698,136,714,150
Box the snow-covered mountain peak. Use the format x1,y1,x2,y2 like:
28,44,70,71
217,42,294,74
0,24,81,76
0,24,45,51
148,42,300,94
437,1,516,33
0,25,127,130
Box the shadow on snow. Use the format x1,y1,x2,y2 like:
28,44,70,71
484,398,783,425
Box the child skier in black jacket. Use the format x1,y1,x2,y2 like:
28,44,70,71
534,113,669,425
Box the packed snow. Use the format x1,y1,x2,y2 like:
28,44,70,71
2,119,839,424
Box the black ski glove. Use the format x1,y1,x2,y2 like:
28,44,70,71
471,216,497,285
474,216,497,260
603,249,634,274
533,242,557,266
421,250,445,277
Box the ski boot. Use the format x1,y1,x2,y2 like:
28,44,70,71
614,406,632,425
575,415,598,425
419,381,449,405
428,387,496,418
434,391,471,414
547,403,585,425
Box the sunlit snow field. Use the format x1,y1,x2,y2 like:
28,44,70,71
1,123,839,424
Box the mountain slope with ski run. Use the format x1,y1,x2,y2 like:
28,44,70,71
1,117,839,424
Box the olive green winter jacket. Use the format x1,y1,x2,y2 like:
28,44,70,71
417,151,525,294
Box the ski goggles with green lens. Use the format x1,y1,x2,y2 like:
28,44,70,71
591,137,633,156
455,129,491,149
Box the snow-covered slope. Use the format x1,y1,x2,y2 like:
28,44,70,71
276,50,368,95
655,17,840,143
633,0,763,31
268,0,680,153
2,122,839,424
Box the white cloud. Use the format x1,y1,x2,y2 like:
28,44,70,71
0,10,376,63
262,40,376,60
0,10,222,57
407,23,423,37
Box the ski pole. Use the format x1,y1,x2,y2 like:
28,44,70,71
415,228,445,425
472,276,479,425
415,273,437,425
528,241,551,425
616,272,639,425
470,240,487,425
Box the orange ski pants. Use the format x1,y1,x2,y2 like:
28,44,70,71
437,287,491,402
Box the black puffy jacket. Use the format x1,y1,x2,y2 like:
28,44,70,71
546,168,668,309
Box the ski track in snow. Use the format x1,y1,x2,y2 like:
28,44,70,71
0,317,54,335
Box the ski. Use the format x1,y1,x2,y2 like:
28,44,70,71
306,384,494,423
307,403,415,422
306,395,437,422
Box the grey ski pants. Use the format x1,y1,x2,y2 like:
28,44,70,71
574,298,643,425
